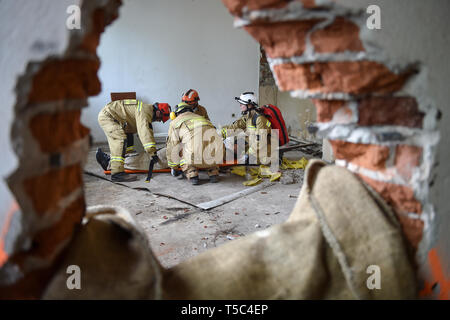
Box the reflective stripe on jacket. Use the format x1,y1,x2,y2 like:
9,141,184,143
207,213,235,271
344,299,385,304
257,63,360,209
102,99,157,154
166,112,223,168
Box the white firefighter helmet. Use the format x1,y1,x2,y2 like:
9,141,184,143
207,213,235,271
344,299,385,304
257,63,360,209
235,92,258,106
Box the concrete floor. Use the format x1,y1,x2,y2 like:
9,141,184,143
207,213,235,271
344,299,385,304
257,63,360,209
83,143,317,268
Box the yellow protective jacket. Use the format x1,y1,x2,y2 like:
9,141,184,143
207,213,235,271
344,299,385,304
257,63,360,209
193,104,210,121
166,112,223,168
221,109,272,160
102,99,157,154
221,109,271,136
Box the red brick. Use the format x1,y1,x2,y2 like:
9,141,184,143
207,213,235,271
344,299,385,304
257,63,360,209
30,110,90,153
396,214,424,250
24,164,82,216
312,99,346,122
395,145,422,180
273,61,414,94
245,19,322,58
358,174,422,214
0,196,85,299
221,0,292,16
321,61,415,94
300,0,317,8
28,59,101,103
80,9,106,54
330,140,390,171
311,17,364,53
358,97,424,128
0,263,56,299
273,63,322,91
221,0,245,16
29,197,85,260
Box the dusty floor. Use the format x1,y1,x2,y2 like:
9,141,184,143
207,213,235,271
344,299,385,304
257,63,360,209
84,143,318,268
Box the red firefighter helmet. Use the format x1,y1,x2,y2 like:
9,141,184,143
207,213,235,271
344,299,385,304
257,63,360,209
182,89,200,105
154,102,171,123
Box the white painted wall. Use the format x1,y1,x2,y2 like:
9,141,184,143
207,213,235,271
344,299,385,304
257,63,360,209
83,0,260,142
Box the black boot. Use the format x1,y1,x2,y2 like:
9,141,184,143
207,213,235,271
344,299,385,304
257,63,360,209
209,175,219,183
111,172,138,182
171,168,181,178
177,171,186,180
96,148,110,171
190,176,200,185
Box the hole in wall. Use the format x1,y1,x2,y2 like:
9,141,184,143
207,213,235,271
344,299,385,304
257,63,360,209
81,0,320,268
2,0,442,299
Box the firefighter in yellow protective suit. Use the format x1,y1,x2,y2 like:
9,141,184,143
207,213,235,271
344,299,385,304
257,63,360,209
181,89,210,121
123,92,210,172
220,92,272,165
166,103,223,185
97,99,171,182
123,102,168,155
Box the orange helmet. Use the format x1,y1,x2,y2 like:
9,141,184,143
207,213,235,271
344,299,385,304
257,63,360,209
182,89,200,105
154,102,171,123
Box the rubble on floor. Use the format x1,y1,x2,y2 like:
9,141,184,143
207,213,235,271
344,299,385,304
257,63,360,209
84,145,317,268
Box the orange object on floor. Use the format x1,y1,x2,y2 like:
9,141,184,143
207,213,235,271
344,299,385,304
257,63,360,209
419,248,450,300
103,160,239,175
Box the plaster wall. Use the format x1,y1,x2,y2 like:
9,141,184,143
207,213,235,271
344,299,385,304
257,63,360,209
83,0,260,142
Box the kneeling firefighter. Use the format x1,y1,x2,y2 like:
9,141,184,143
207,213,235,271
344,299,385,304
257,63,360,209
166,103,224,185
97,99,171,182
220,92,272,165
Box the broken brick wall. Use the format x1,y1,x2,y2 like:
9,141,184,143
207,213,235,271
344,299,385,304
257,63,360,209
0,0,449,300
0,0,122,299
222,0,449,298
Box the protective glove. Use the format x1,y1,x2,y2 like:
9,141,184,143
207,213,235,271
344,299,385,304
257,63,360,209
146,146,157,156
220,128,227,140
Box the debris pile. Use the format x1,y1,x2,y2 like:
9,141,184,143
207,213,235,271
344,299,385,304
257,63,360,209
231,157,308,186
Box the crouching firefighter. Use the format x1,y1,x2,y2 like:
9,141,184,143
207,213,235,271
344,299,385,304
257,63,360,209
220,92,273,165
97,99,171,182
166,103,223,185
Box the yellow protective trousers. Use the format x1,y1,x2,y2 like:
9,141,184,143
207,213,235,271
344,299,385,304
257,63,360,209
98,110,127,174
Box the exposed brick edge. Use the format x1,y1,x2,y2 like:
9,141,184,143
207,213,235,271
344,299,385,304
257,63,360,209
222,0,441,263
0,0,122,298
